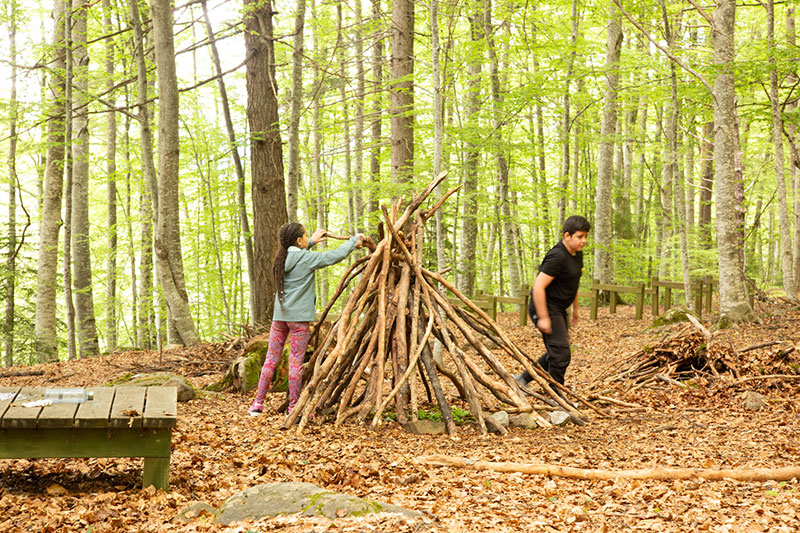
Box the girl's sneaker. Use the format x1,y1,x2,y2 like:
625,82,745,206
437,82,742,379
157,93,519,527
248,402,263,417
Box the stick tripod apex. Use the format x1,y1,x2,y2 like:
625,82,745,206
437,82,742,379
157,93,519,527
285,171,598,434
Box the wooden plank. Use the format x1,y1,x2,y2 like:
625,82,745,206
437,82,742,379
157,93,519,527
0,427,171,459
110,386,145,429
75,387,115,428
1,387,44,429
37,397,80,429
143,387,177,428
0,387,20,422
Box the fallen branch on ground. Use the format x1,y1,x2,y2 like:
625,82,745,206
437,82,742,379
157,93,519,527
417,454,800,482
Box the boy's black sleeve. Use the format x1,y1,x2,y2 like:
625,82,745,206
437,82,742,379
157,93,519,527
538,249,564,277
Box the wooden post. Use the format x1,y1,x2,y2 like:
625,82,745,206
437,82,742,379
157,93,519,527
519,284,529,326
651,277,659,316
609,288,617,314
487,295,497,321
635,282,645,320
694,279,703,317
590,279,599,320
664,287,672,311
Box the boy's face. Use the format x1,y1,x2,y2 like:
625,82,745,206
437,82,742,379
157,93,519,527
563,230,589,255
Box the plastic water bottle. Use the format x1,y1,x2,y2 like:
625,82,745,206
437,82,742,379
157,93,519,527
44,388,94,404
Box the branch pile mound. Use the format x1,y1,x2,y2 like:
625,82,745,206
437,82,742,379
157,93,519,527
284,172,598,434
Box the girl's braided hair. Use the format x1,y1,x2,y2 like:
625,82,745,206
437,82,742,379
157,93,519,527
274,222,306,304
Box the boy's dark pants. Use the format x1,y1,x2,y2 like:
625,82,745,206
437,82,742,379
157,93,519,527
521,310,571,385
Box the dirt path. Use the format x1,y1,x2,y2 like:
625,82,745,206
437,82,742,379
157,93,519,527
2,305,799,531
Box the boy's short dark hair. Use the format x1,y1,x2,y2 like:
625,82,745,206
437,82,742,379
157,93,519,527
563,215,591,236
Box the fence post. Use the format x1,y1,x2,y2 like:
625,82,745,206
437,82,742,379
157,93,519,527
519,284,530,326
591,279,599,320
609,288,617,314
635,282,645,320
651,277,659,316
664,286,672,311
487,295,497,321
694,279,703,317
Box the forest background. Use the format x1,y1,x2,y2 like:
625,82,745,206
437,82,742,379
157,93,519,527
1,0,799,366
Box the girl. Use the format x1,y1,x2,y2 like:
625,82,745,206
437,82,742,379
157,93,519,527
249,222,363,416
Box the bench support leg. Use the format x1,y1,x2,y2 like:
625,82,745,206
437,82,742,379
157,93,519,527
143,457,170,490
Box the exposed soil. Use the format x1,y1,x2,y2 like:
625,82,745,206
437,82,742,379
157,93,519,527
2,303,799,532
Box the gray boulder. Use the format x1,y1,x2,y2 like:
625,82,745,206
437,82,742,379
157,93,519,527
215,482,422,525
111,372,196,401
742,391,768,410
489,410,509,428
509,412,539,429
162,376,196,402
403,419,445,434
549,410,573,426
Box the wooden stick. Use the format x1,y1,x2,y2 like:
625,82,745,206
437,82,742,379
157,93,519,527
417,454,800,482
734,374,800,384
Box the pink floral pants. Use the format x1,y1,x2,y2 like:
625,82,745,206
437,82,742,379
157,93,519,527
251,320,310,413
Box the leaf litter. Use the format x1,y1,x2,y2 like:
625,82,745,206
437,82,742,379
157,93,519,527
1,305,800,531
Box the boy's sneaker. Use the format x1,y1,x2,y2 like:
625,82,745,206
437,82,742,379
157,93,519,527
248,403,263,417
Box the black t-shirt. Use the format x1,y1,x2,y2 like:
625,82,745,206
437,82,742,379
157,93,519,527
537,241,583,314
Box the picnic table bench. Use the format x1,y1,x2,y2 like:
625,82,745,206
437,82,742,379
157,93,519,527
0,386,177,490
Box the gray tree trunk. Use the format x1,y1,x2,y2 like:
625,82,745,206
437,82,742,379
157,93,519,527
201,0,255,318
5,0,18,367
246,0,288,327
35,0,67,363
337,3,355,233
103,0,117,353
559,0,579,225
788,8,800,291
768,0,797,299
130,0,156,349
151,0,200,345
713,0,757,325
390,0,414,185
368,0,383,220
63,0,76,360
71,1,99,356
286,0,306,222
431,0,446,271
311,0,328,305
593,0,622,285
458,11,482,297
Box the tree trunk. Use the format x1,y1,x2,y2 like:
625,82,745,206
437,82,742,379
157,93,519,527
698,120,714,249
458,11,482,297
768,0,797,299
593,0,622,286
337,3,355,233
788,8,800,291
63,0,76,360
130,0,156,349
5,0,18,367
354,0,366,231
368,0,383,222
35,0,68,362
151,0,200,345
286,0,306,222
559,0,579,225
71,0,99,356
311,0,328,306
103,0,117,353
431,0,446,272
713,0,757,325
390,0,414,185
200,0,255,318
246,0,288,327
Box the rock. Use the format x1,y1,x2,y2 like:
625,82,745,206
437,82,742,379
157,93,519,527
162,376,196,402
509,413,539,429
173,501,217,523
403,419,445,434
163,343,184,352
549,410,573,426
208,337,290,393
489,410,509,428
215,482,422,524
742,391,768,410
650,307,694,329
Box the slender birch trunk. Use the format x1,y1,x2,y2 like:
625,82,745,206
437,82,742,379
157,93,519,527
286,0,306,222
368,0,383,220
102,0,117,352
5,0,19,367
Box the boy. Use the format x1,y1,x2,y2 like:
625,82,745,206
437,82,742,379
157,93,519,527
516,215,591,389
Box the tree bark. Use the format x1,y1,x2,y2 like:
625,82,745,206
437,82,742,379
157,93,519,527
286,0,306,222
130,0,156,349
593,0,622,285
35,0,68,363
713,0,757,325
354,0,366,231
103,0,117,353
788,8,800,291
246,0,288,327
71,0,99,356
5,0,18,367
151,0,200,345
368,0,383,220
390,0,414,184
768,0,797,300
698,120,714,249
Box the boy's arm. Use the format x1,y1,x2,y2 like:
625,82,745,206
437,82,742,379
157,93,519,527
571,292,580,326
533,272,555,334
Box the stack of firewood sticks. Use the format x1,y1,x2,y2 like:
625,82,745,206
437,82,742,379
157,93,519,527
284,172,602,434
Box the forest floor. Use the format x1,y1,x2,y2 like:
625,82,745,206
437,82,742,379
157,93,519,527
2,302,800,532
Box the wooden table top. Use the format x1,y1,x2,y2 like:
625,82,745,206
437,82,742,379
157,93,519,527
0,386,177,430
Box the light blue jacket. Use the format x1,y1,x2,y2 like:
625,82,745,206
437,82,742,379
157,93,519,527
272,236,358,322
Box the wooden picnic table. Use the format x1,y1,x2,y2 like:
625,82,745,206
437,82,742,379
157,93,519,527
0,386,177,490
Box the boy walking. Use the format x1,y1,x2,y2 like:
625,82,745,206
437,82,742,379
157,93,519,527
516,215,591,389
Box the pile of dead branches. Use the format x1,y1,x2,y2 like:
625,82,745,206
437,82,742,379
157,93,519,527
594,316,739,390
285,172,598,434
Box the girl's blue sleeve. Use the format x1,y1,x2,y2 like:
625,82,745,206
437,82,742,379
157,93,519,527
304,237,358,271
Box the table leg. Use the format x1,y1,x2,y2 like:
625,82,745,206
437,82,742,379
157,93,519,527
142,456,170,490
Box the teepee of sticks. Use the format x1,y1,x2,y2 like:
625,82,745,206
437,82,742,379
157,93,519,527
284,172,600,434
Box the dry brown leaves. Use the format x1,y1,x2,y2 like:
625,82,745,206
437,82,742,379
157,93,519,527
2,304,800,531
